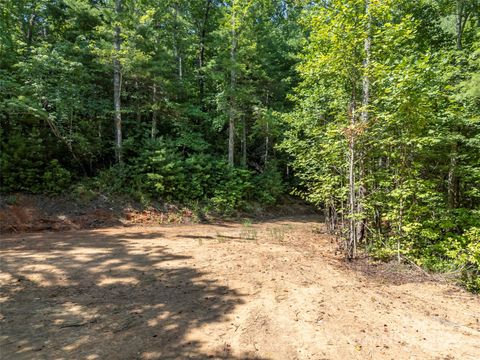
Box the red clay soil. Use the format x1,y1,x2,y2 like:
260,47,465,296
0,194,316,233
1,216,479,359
0,194,196,233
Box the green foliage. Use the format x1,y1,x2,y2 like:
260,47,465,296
0,129,71,194
282,0,480,291
253,164,285,205
444,225,479,292
90,138,283,213
1,0,297,210
42,160,72,194
1,0,477,291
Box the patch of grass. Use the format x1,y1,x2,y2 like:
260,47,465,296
5,195,17,206
241,228,258,242
268,227,286,243
241,220,258,242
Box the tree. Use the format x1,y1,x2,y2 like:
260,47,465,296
113,0,123,163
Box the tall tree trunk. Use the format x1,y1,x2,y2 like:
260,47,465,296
456,0,465,50
26,13,36,48
357,0,371,244
151,83,157,138
113,0,123,164
348,129,357,260
199,0,212,107
347,98,357,260
448,143,460,208
361,0,371,125
228,4,237,166
449,0,470,206
134,78,141,124
241,117,247,167
265,121,269,166
264,91,270,167
173,3,183,80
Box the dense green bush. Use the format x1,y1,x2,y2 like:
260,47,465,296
0,129,72,194
369,208,480,292
447,226,480,292
91,139,284,213
42,160,72,194
253,164,285,205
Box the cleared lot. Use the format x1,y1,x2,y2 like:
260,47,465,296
1,217,479,359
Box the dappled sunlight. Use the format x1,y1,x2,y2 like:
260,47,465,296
17,264,70,287
51,302,98,326
0,272,15,285
97,276,139,286
0,228,257,359
62,335,90,352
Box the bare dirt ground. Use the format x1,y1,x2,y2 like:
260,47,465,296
1,216,479,360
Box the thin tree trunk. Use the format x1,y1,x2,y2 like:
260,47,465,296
448,0,469,205
357,0,371,244
241,117,247,167
26,14,36,48
265,122,269,166
228,4,237,166
456,0,464,50
448,143,459,208
348,140,357,260
361,0,371,124
265,91,270,166
173,3,183,80
398,197,403,263
199,0,212,106
151,83,157,138
113,0,123,164
134,78,141,124
348,100,357,260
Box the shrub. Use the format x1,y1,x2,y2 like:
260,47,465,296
42,160,72,194
0,129,71,193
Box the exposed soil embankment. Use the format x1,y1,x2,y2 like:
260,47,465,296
0,194,317,233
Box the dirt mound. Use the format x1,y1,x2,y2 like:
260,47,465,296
0,194,317,234
0,195,119,232
0,194,197,233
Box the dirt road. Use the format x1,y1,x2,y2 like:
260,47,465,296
1,217,479,359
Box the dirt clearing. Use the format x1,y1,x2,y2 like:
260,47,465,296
1,216,479,359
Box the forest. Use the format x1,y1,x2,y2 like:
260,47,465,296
0,0,479,292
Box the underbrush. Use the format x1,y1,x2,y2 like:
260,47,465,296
1,137,286,216
368,216,480,293
71,139,285,217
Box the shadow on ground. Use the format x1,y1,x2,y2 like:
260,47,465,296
0,230,265,359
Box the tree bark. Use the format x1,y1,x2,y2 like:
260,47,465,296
448,143,460,208
448,0,471,206
151,83,158,138
198,0,212,106
113,0,123,164
361,0,371,125
26,13,36,47
173,3,183,80
241,116,247,167
348,131,357,260
134,78,141,124
456,0,465,50
228,3,237,166
265,121,269,166
357,0,371,244
348,99,357,260
264,91,270,167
